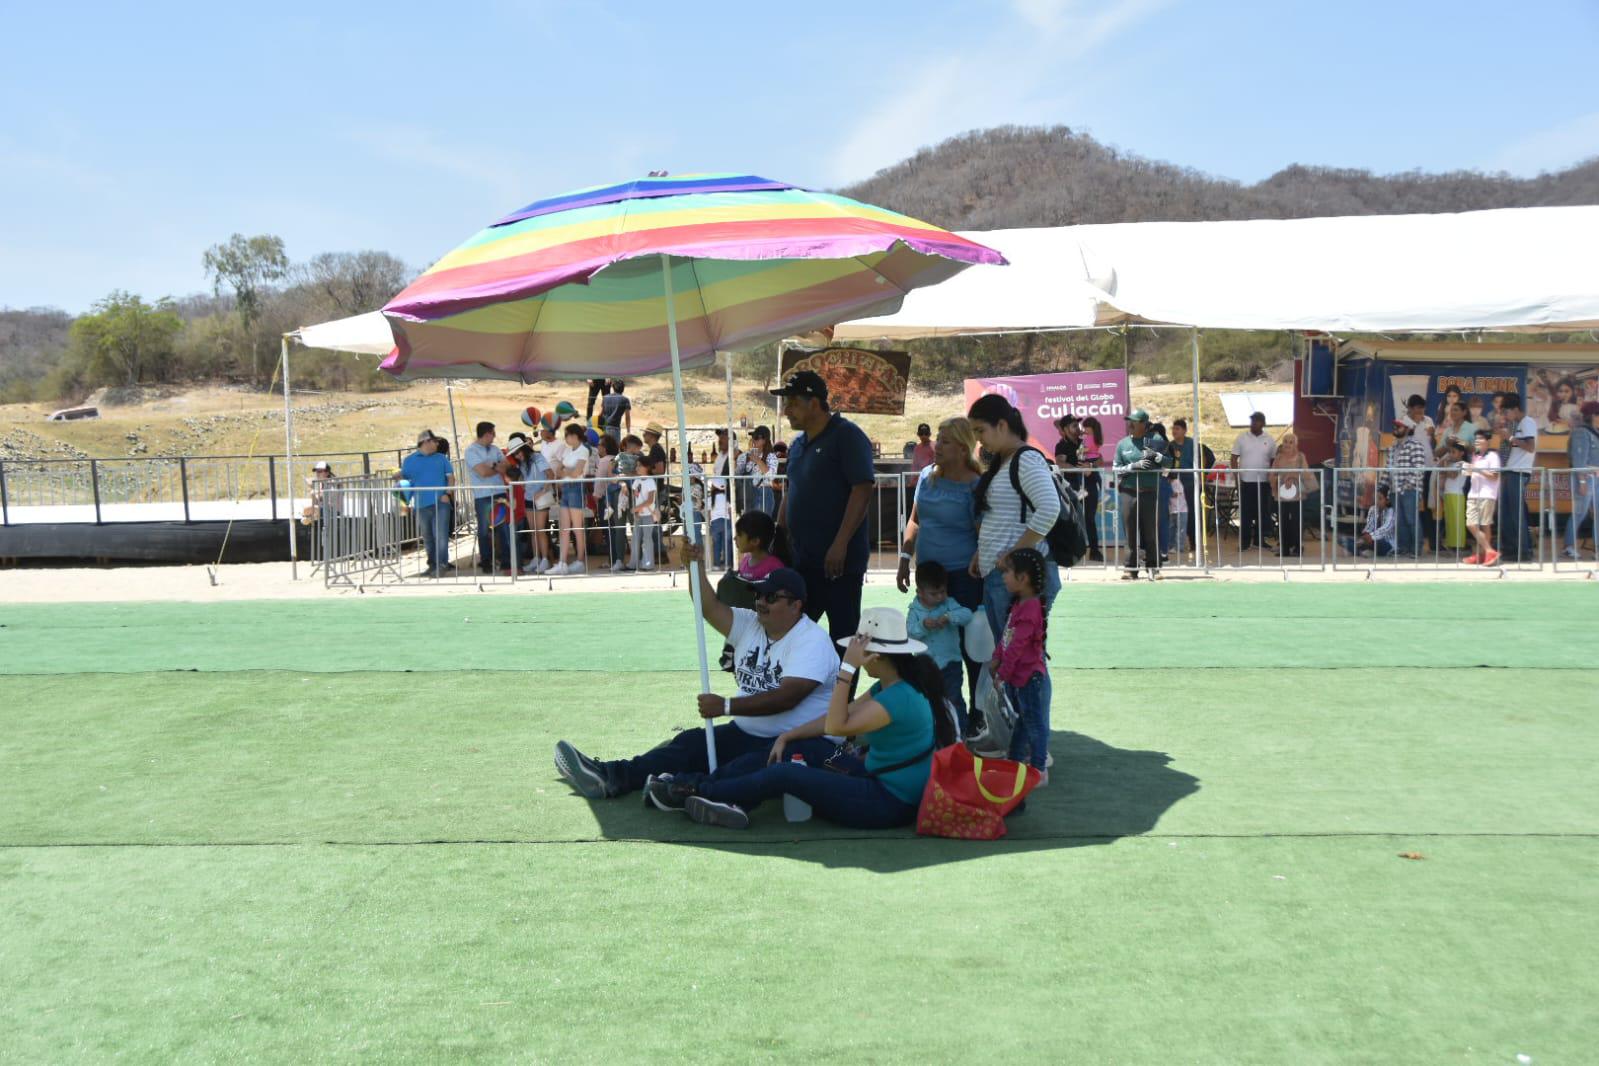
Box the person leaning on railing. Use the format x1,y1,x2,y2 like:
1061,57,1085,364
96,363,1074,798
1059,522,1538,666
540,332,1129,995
401,430,455,578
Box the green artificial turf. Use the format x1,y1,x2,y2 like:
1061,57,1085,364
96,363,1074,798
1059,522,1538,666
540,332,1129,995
1,584,1595,1062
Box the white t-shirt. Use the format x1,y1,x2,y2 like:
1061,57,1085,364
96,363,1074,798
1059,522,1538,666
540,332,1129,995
1468,451,1501,500
632,477,657,518
542,439,567,478
1232,431,1278,483
562,444,591,477
725,608,840,738
1504,415,1538,472
1401,414,1436,443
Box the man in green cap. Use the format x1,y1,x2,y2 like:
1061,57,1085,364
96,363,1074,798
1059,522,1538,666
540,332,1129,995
1112,409,1172,579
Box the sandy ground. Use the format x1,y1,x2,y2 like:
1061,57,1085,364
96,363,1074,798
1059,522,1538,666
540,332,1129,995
4,556,1592,605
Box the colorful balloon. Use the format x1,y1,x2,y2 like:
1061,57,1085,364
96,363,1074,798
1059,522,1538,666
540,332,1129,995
521,405,542,427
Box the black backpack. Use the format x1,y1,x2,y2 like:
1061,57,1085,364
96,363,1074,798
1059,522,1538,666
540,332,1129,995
1007,446,1090,568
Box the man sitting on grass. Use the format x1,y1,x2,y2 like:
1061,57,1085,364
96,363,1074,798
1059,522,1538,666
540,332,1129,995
554,542,839,799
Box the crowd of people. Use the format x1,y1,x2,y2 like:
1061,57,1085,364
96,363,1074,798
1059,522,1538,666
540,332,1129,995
388,376,1597,582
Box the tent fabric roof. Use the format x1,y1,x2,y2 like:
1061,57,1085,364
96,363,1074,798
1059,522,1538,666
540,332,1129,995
294,311,394,356
299,206,1599,354
834,206,1599,339
1338,340,1599,365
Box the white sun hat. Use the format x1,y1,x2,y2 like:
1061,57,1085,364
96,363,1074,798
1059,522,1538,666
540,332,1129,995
837,606,927,655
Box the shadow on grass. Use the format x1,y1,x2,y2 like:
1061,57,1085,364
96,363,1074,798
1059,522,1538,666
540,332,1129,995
579,730,1199,872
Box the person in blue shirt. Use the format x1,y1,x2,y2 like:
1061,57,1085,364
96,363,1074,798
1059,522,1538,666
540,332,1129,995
772,370,876,640
400,429,455,577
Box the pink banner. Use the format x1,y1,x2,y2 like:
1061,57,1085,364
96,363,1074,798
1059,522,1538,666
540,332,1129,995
963,370,1130,454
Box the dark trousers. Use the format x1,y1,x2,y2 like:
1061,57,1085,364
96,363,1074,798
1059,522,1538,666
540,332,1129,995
794,564,865,642
1277,499,1302,555
607,722,777,795
585,378,606,421
695,761,919,829
1083,475,1102,551
473,494,510,571
1239,481,1269,549
1497,469,1533,561
1121,488,1160,573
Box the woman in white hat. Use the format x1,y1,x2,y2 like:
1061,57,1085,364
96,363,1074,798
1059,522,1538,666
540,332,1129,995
648,607,955,829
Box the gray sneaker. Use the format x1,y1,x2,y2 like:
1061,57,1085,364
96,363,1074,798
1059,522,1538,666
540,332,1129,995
645,773,689,812
685,795,750,829
554,740,612,799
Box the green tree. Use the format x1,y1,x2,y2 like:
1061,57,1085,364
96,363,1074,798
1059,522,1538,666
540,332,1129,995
66,291,183,387
203,233,289,384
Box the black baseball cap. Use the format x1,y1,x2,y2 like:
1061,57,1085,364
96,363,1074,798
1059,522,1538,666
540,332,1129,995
770,370,828,402
743,567,808,603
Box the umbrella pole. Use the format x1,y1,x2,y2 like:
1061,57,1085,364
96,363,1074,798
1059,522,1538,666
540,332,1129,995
662,254,717,771
724,350,736,569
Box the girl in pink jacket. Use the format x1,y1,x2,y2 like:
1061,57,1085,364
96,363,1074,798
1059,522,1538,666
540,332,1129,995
992,548,1050,775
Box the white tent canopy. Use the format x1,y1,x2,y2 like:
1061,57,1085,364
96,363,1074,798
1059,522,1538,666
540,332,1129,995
293,310,395,355
834,205,1599,340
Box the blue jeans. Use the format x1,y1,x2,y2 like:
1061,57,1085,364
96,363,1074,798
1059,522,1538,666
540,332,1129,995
1497,470,1532,560
694,761,919,829
417,502,452,573
1394,488,1421,556
1566,477,1596,552
710,516,730,569
473,494,510,571
939,660,968,734
749,486,776,515
945,566,985,715
1340,535,1394,557
1005,672,1050,770
603,721,777,795
982,563,1058,742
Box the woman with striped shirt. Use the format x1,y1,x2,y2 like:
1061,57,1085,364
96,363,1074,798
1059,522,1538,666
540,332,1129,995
967,393,1063,643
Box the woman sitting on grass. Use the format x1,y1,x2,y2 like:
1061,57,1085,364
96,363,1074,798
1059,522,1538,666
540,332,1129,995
648,607,954,830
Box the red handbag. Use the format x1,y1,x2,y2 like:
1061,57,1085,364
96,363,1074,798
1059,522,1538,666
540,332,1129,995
916,745,1041,840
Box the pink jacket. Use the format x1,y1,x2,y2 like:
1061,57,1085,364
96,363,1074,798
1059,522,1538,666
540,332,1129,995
993,597,1046,687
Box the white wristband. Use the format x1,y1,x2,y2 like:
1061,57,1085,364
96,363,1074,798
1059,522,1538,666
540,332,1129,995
723,696,732,717
837,664,857,680
898,551,913,561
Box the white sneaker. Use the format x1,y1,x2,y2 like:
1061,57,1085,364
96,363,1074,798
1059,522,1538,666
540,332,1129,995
533,557,551,574
1562,548,1580,560
567,560,586,574
610,560,627,572
549,562,568,575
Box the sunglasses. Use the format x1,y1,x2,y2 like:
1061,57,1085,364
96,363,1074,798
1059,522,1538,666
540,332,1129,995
755,591,796,605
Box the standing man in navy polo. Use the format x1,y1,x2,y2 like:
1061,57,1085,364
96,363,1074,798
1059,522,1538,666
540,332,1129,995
772,370,876,640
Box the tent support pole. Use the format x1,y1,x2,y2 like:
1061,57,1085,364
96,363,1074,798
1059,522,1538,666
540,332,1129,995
1192,328,1208,573
282,335,298,580
663,254,717,771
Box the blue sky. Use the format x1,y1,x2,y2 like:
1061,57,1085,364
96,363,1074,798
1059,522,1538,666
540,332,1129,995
3,0,1595,314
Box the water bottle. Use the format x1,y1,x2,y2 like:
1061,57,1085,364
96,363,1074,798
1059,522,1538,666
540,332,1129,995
783,753,812,822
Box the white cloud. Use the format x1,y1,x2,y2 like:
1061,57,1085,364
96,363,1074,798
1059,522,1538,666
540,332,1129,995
1487,111,1599,176
827,0,1172,185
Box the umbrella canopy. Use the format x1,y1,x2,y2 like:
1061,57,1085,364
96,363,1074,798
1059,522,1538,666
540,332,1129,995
379,173,1005,381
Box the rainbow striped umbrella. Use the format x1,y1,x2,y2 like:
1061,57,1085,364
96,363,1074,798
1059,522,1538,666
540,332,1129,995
378,173,1005,381
378,174,1003,769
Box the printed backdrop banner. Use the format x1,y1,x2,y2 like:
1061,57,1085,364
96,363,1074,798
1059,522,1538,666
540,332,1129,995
963,369,1130,453
780,347,910,415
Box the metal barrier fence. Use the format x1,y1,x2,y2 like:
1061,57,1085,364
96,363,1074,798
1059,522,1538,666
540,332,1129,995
0,448,418,525
8,444,1588,581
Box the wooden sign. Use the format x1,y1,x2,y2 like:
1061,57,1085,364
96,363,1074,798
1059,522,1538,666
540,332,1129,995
780,347,911,415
